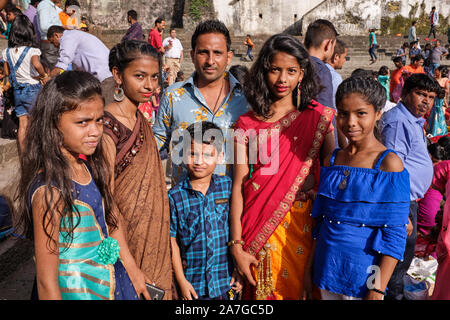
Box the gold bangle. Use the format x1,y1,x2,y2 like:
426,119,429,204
227,240,245,247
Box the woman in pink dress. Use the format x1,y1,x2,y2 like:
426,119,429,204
431,158,450,299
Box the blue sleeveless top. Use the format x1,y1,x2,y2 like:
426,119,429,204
311,149,410,298
28,164,138,300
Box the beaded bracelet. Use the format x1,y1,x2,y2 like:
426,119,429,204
227,240,245,247
370,288,385,296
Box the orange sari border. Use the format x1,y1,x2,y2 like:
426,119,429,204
245,107,334,256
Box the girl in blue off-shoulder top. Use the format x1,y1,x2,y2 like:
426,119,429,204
309,76,410,300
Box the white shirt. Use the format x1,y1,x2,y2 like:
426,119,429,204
2,47,41,84
163,37,183,59
36,0,62,40
55,30,112,82
382,100,397,114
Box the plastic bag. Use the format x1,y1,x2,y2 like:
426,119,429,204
407,256,438,283
403,274,430,300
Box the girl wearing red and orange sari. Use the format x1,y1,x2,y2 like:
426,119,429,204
230,34,335,300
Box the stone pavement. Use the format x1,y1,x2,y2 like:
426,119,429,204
0,236,34,300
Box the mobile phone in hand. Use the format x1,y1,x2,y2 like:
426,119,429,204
140,283,165,300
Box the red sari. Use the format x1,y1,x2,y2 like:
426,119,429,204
234,101,334,299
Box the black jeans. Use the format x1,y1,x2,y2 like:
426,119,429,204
385,200,417,300
428,25,436,39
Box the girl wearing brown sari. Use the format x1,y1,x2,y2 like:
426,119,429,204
102,40,172,299
230,34,335,300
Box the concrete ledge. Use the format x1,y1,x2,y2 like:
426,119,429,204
0,138,18,165
0,138,19,206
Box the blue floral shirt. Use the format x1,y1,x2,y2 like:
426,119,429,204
153,71,250,184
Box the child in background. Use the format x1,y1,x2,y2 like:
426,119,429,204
423,43,432,75
369,29,377,64
311,76,410,300
434,66,449,108
80,16,89,32
138,86,160,124
426,86,448,137
1,6,21,40
169,121,243,300
409,41,422,62
15,71,150,300
244,34,254,61
2,14,49,151
395,42,409,66
377,65,390,101
162,64,170,85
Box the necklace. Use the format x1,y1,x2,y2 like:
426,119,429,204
115,101,136,130
211,77,225,114
196,75,226,114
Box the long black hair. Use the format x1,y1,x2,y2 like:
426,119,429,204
244,33,318,118
8,14,37,48
16,71,117,251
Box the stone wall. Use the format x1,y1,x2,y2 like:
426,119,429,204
301,0,450,36
213,0,324,36
77,0,449,36
78,0,183,30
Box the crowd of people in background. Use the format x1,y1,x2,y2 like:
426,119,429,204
0,0,449,302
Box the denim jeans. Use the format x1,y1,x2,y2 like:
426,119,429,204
369,46,377,60
385,201,418,300
13,83,42,117
246,47,254,61
428,25,436,39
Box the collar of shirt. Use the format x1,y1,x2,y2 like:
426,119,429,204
181,174,219,195
311,55,326,67
181,71,242,111
397,102,426,127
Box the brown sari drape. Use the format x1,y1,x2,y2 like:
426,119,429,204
103,110,172,299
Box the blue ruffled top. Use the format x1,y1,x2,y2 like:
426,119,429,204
312,148,410,298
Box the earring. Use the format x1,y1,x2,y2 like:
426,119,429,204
296,82,301,108
113,85,125,102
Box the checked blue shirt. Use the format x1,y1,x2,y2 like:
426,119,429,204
169,174,233,298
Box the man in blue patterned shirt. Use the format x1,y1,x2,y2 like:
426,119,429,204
153,20,250,184
169,122,243,300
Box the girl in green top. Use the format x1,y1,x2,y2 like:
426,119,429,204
377,66,390,101
369,29,377,63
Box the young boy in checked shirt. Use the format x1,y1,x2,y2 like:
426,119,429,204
169,121,243,300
